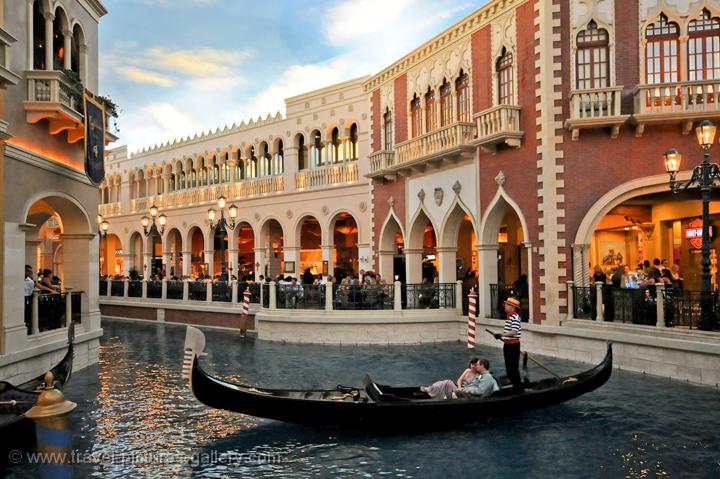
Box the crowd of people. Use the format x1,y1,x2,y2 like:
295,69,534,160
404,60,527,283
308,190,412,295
592,258,683,291
24,265,61,297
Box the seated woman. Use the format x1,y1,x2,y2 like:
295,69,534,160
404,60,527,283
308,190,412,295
453,359,500,399
421,358,482,399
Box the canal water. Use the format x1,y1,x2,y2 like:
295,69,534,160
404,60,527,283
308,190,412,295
4,319,720,478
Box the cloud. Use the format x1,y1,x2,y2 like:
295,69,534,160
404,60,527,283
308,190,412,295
116,66,175,86
146,47,254,77
325,0,415,45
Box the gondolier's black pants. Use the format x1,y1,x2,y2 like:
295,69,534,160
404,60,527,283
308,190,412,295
503,342,523,391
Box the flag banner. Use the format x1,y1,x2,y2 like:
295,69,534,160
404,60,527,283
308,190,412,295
84,91,105,185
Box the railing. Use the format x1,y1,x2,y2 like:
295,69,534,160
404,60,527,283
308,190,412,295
25,291,83,335
295,162,358,189
634,80,720,116
188,281,207,301
212,282,232,302
662,289,720,330
128,280,142,297
26,70,81,114
110,280,124,297
404,283,456,309
167,281,184,300
489,283,516,319
277,284,324,309
237,282,261,303
333,284,394,310
571,285,594,319
236,175,284,197
568,86,623,120
395,122,476,165
368,150,396,173
147,280,162,299
474,105,521,143
99,202,122,217
99,279,107,296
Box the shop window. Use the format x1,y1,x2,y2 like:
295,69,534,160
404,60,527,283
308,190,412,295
689,9,720,81
576,20,609,89
645,13,679,84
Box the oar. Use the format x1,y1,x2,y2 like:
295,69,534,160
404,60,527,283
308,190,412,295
484,329,564,380
0,400,35,406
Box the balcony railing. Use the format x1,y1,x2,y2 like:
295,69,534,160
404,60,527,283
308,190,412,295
472,105,523,152
394,122,476,168
99,202,122,217
368,150,396,174
295,162,358,190
633,80,720,136
566,86,628,140
24,70,84,143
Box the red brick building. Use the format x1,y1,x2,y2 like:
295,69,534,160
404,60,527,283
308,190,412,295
366,0,720,324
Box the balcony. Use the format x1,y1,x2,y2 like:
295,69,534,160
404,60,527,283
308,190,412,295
368,150,396,176
23,70,119,144
565,86,628,140
632,80,720,137
0,27,21,89
295,162,358,190
98,202,122,217
472,105,523,153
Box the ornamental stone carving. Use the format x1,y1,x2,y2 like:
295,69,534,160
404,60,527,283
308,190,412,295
417,189,426,202
491,10,516,60
286,209,293,219
254,212,261,221
407,37,472,97
388,196,396,207
434,187,444,207
321,206,329,216
359,201,367,212
639,0,715,20
495,171,506,186
452,181,462,195
380,82,394,115
571,0,613,29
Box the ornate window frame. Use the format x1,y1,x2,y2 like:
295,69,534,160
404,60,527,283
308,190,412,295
491,11,518,106
570,0,616,91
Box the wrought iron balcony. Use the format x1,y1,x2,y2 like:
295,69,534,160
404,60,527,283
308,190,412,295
632,80,720,137
295,162,358,190
472,105,523,152
565,86,628,140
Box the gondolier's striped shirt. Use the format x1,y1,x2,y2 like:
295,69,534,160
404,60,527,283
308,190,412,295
504,312,522,340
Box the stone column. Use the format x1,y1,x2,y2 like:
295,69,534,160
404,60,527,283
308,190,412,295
283,145,298,193
25,240,41,271
254,247,265,281
437,246,457,283
78,44,88,84
655,283,666,328
4,224,32,354
394,281,402,310
143,252,152,278
358,243,372,274
60,233,99,332
26,0,34,70
204,250,214,277
283,246,300,279
595,282,604,322
162,252,171,277
405,248,423,284
377,250,395,281
478,244,499,318
321,245,334,277
269,281,277,309
62,30,71,70
572,243,590,286
325,282,333,311
566,281,575,321
44,12,53,71
227,248,238,279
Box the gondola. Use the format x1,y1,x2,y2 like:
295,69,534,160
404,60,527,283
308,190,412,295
182,326,612,428
0,324,74,453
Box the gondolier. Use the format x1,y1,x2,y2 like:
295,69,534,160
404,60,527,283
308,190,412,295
495,296,523,392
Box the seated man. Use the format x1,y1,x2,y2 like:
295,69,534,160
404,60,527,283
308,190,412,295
421,358,483,399
453,359,500,399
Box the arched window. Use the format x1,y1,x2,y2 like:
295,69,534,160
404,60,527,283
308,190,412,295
52,12,63,70
411,94,422,138
235,162,244,180
273,140,284,174
383,108,393,149
455,71,470,122
425,87,437,132
496,47,514,104
179,172,186,189
33,2,45,70
311,130,323,167
646,13,679,84
297,135,306,170
689,9,720,81
71,27,80,74
576,20,609,89
331,127,341,164
349,123,358,161
212,165,219,183
262,145,271,176
440,80,453,126
247,147,257,178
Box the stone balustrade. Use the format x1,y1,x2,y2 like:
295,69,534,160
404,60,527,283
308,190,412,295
295,162,358,190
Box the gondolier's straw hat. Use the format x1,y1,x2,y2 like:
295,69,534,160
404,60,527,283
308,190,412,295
504,297,521,308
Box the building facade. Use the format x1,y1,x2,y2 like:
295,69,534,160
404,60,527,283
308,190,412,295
99,77,372,285
1,0,108,383
367,0,720,325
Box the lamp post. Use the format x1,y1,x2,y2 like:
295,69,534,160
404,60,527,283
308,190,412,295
141,205,166,279
664,119,720,331
97,215,109,276
208,195,238,279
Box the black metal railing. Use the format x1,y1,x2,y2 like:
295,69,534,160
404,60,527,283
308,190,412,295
99,279,107,296
404,283,455,309
262,283,269,308
70,291,81,324
277,284,324,309
167,281,184,300
572,285,594,319
333,284,394,310
37,293,66,332
237,282,261,303
24,295,32,334
188,281,207,301
212,282,232,302
146,280,162,299
489,284,515,319
110,280,124,297
128,280,143,297
662,289,720,330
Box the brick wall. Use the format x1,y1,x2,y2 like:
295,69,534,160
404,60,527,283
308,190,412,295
371,88,381,152
471,25,492,113
394,74,408,144
373,178,406,252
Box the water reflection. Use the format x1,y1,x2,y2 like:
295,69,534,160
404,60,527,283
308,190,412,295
3,319,719,478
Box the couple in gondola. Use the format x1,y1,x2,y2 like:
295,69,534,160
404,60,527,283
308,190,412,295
420,357,500,399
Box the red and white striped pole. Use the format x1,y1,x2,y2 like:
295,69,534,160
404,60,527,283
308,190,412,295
467,287,477,349
241,287,250,336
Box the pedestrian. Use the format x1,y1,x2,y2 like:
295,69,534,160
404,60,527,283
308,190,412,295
24,267,36,297
494,297,523,392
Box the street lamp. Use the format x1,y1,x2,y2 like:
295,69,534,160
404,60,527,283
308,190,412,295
664,119,720,331
141,205,166,278
98,215,109,276
207,195,237,278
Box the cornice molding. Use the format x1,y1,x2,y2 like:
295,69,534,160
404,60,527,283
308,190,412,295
363,0,529,92
78,0,108,21
5,143,93,186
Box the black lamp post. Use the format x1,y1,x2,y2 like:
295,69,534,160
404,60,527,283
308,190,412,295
664,119,720,331
141,205,166,279
208,195,238,279
97,215,109,275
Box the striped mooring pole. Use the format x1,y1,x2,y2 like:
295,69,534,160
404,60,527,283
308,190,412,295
26,372,77,479
241,287,251,336
467,287,477,349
